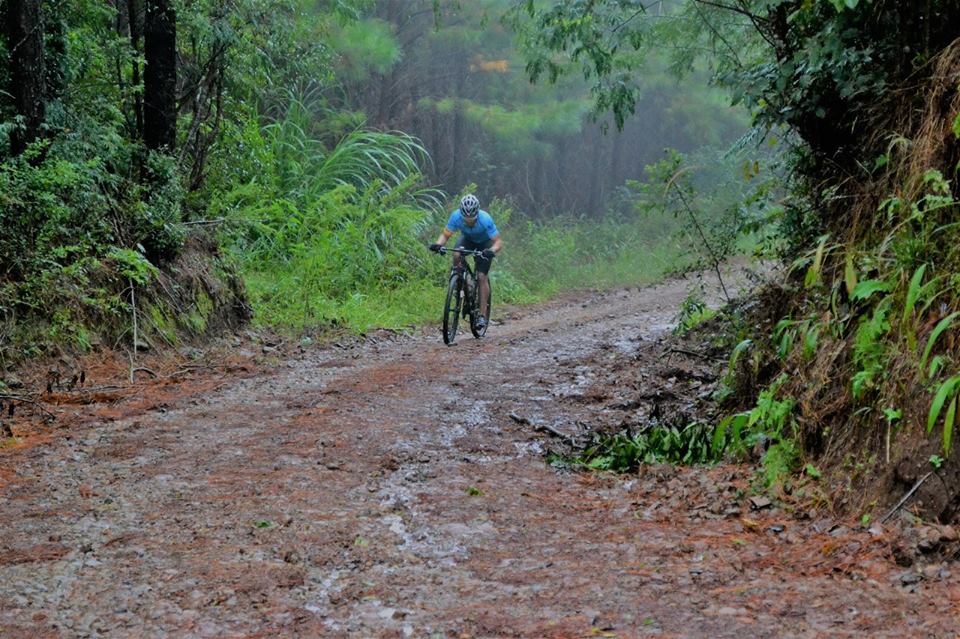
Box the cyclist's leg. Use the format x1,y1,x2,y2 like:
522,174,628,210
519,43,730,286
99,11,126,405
474,241,493,319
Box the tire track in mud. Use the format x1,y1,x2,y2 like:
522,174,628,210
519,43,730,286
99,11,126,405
2,269,959,638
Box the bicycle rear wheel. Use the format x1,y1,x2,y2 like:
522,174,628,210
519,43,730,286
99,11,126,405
442,273,462,345
471,280,492,338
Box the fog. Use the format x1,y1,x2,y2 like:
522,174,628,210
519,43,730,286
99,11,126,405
337,0,750,218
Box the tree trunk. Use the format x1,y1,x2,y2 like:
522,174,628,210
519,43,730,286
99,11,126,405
5,0,45,156
143,0,176,151
608,128,624,212
128,0,144,140
587,125,604,216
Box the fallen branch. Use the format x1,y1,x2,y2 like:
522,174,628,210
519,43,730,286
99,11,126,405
131,367,158,380
535,423,576,444
167,365,212,378
508,411,531,425
0,394,56,421
509,411,576,444
881,471,933,523
51,385,128,395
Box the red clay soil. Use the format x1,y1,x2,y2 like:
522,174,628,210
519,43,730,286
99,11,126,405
2,271,959,638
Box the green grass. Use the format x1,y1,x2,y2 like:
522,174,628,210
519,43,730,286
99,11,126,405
244,272,445,332
505,240,685,298
241,227,690,335
239,212,696,335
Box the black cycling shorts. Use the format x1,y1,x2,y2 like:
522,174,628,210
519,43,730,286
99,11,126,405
454,238,493,274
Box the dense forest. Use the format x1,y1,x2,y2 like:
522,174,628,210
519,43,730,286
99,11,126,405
5,0,960,518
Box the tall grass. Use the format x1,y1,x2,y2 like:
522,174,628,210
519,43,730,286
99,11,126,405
215,96,449,332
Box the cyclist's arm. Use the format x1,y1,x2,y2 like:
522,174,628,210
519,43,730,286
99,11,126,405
489,234,503,255
434,228,454,246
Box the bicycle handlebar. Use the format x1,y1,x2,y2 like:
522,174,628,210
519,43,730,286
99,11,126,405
437,246,488,257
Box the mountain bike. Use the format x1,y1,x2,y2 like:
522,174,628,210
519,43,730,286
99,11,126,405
436,246,492,345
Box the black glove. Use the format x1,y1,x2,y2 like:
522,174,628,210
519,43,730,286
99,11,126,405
429,243,442,253
482,248,496,260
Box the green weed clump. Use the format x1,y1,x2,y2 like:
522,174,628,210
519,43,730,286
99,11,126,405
551,422,717,471
712,373,799,486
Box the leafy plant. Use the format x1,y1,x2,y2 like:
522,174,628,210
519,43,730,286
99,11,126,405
928,374,960,455
803,463,822,479
712,374,797,484
673,291,715,336
920,312,959,376
851,297,893,400
902,264,943,351
559,422,718,472
106,248,159,285
762,439,799,487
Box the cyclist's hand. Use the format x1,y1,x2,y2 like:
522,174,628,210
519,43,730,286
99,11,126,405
482,248,496,260
429,243,442,253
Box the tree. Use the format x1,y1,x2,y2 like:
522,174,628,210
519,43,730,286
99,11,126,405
515,1,960,189
4,0,45,156
127,0,145,140
143,0,176,151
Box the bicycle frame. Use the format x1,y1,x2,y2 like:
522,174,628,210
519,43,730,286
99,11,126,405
440,246,480,316
439,245,484,279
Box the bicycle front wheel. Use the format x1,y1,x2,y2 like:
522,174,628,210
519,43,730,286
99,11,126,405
471,280,492,338
442,273,462,345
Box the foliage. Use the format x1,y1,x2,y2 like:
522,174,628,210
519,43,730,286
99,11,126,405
850,297,892,400
516,0,960,498
0,0,402,356
673,291,715,337
712,374,798,484
928,375,960,456
515,1,960,165
218,108,444,330
553,422,718,471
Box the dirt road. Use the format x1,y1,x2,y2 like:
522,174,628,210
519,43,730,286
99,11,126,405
2,272,959,638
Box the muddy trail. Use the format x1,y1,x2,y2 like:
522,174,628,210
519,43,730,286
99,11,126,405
2,271,959,638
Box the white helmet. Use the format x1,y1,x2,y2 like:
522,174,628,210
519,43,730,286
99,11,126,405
459,194,480,219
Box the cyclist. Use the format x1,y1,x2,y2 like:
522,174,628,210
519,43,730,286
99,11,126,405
429,194,502,331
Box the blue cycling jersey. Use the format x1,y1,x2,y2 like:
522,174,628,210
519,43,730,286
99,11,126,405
446,209,499,244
